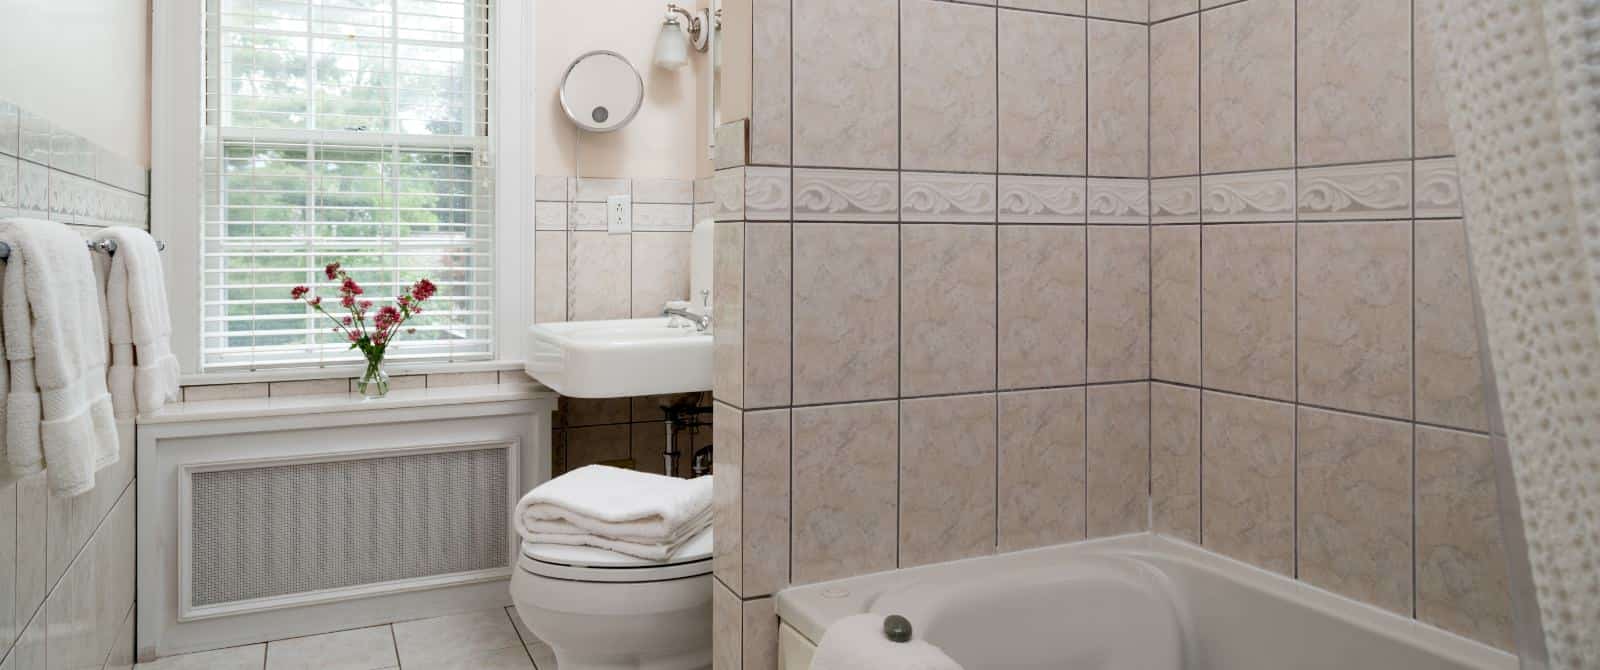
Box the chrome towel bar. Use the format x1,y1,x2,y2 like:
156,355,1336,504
0,238,166,260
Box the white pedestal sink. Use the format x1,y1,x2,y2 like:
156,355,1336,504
525,318,713,398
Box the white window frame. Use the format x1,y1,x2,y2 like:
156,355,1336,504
153,0,534,383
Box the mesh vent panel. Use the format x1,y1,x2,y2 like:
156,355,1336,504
189,447,508,607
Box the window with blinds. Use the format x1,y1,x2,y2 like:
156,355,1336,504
202,0,494,371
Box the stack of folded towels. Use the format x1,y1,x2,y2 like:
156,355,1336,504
514,465,714,562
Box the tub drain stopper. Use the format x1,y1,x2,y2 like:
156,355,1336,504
883,614,913,643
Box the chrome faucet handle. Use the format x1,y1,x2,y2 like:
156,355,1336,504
699,289,711,309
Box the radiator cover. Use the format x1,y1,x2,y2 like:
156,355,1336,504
186,444,510,609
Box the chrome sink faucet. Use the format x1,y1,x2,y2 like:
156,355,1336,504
663,290,713,332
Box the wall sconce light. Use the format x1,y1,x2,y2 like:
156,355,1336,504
653,3,718,69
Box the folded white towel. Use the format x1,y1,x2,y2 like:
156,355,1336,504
0,218,120,497
812,614,963,670
92,227,179,418
525,525,707,562
515,465,713,543
523,506,713,546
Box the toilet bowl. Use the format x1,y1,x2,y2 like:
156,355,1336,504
511,527,713,670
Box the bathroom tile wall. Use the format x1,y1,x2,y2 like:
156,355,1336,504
1147,0,1513,651
0,98,146,670
711,0,1152,667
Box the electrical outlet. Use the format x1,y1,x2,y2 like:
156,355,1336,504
607,195,632,234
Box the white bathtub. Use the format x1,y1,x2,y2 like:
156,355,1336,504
775,534,1516,670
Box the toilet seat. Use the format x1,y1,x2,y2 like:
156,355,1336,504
519,526,713,583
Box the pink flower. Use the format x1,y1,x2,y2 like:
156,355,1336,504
410,278,437,302
290,285,310,300
374,305,401,330
341,295,356,309
309,296,322,307
341,277,364,296
324,262,341,280
358,300,373,311
347,332,361,343
342,316,353,326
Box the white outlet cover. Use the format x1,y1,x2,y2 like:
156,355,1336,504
607,195,632,234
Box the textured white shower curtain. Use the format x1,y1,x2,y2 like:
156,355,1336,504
1425,0,1600,666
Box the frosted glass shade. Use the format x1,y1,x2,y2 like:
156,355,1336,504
654,22,689,70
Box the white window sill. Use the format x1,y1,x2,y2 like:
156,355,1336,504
180,360,527,387
138,382,556,426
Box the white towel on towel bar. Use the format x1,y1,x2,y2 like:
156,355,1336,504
93,227,179,418
514,465,713,544
0,218,120,496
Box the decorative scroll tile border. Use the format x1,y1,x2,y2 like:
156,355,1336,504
745,167,792,221
1201,169,1295,223
1151,176,1201,224
998,175,1086,224
792,168,899,222
1297,160,1412,221
714,168,746,221
1414,157,1463,219
901,172,996,223
0,99,148,226
1087,178,1150,225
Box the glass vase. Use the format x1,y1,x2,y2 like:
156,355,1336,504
357,359,390,399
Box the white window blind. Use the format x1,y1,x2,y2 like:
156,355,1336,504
201,0,494,371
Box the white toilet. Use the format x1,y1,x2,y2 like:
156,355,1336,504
510,512,713,669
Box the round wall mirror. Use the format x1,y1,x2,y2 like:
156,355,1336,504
559,51,644,133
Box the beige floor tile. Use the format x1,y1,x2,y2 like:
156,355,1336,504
394,609,524,668
265,625,396,670
135,644,265,670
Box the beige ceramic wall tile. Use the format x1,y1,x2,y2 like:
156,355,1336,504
1152,225,1201,385
1297,221,1413,419
1415,426,1515,651
1087,226,1150,383
998,0,1086,14
533,230,567,323
751,0,792,165
1296,407,1413,615
1297,0,1412,165
1088,20,1149,177
791,401,900,584
998,11,1088,175
1087,0,1148,21
630,233,691,318
793,0,898,168
1202,391,1295,575
712,403,743,593
1152,0,1199,21
902,0,998,172
561,424,632,470
1151,383,1201,543
267,378,348,397
902,225,997,396
713,222,745,406
1200,0,1295,173
792,224,899,404
559,396,631,427
1415,219,1488,431
1152,16,1200,177
998,388,1088,551
1087,383,1151,538
1202,224,1296,401
1412,1,1454,157
900,394,999,567
998,226,1087,389
183,382,269,402
742,223,793,409
713,580,741,670
568,232,630,321
742,409,791,597
740,597,779,670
